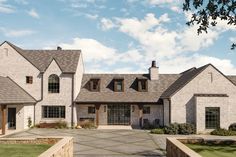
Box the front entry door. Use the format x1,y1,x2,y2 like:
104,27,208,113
107,104,130,125
8,108,16,129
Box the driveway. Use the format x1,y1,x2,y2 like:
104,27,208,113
5,129,165,157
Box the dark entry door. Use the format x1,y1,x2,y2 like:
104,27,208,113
8,108,16,129
107,104,130,125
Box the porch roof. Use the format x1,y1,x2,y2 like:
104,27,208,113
0,76,36,104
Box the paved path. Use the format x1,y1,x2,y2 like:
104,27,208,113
5,129,165,157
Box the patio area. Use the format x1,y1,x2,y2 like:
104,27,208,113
3,128,165,157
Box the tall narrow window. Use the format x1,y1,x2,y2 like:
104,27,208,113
114,79,124,92
138,79,148,92
205,107,220,129
48,74,60,93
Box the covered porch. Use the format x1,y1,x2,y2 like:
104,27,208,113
75,103,164,129
0,76,36,135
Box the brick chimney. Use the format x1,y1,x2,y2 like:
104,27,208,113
57,46,62,50
149,61,159,80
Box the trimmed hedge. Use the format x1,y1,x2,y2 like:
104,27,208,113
150,123,195,135
229,123,236,131
211,128,236,136
164,123,195,135
150,128,165,134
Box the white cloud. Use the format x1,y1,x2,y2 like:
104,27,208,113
15,0,28,5
59,37,118,64
0,27,35,37
85,13,98,20
0,0,14,13
100,18,116,31
27,9,40,19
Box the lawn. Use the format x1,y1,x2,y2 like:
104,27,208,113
186,143,236,157
0,144,52,157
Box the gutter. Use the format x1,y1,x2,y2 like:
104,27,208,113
35,72,44,126
71,74,75,128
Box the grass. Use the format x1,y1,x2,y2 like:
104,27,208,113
186,143,236,157
0,144,52,157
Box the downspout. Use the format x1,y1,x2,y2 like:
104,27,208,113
168,98,171,124
34,72,44,126
71,74,75,128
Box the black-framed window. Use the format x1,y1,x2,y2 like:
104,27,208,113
42,106,65,118
114,79,124,92
138,79,148,92
205,107,220,129
48,74,60,93
143,106,150,114
90,79,100,92
26,76,33,84
88,106,95,114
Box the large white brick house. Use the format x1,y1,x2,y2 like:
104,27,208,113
0,41,236,134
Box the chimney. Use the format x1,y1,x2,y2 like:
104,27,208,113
57,46,62,50
149,60,159,80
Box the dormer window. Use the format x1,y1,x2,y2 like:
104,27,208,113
114,79,124,92
138,79,148,92
90,79,100,92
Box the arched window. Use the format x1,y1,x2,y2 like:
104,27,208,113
48,74,60,93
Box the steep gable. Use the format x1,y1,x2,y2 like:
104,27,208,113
1,41,81,73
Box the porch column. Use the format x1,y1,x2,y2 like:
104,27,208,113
1,105,6,135
95,104,101,126
138,104,143,128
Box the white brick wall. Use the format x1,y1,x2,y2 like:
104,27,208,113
170,65,236,132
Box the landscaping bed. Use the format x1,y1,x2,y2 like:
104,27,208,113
186,143,236,157
0,143,52,157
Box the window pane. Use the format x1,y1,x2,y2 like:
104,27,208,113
143,106,150,114
205,107,220,129
48,75,60,93
116,81,123,91
42,106,65,118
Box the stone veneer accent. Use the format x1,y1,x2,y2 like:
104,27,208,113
166,137,201,157
0,137,73,157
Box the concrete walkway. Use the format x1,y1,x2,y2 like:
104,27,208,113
4,129,165,157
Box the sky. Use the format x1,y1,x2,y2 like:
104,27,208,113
0,0,236,74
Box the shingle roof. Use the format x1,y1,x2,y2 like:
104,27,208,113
161,64,210,98
227,75,236,85
0,77,36,104
75,74,180,103
6,41,81,73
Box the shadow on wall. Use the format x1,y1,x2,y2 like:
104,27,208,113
186,97,195,124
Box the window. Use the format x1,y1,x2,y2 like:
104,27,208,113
48,74,60,93
138,79,148,92
114,79,124,92
205,107,220,129
143,106,150,114
26,76,33,84
42,106,65,118
90,79,100,91
88,106,95,114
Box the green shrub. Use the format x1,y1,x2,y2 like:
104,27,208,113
27,117,32,128
164,123,179,134
229,123,236,131
55,121,68,129
163,123,195,135
211,128,236,136
150,128,164,134
79,121,96,129
178,123,196,135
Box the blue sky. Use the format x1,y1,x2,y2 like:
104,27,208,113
1,0,236,74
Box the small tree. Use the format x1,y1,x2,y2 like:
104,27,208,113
28,117,32,128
